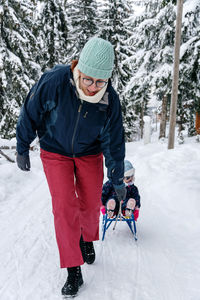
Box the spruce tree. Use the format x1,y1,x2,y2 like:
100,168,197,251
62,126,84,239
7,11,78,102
126,1,175,140
178,1,200,136
127,0,199,139
128,0,176,99
38,0,70,71
67,0,99,59
99,0,134,140
0,0,40,138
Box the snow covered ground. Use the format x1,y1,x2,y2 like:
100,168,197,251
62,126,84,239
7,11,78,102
0,129,200,300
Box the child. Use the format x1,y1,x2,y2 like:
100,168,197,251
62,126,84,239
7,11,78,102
101,160,141,220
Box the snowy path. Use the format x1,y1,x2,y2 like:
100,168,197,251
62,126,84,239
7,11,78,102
1,135,200,300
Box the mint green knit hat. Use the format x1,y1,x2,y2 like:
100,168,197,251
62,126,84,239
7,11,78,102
77,37,115,79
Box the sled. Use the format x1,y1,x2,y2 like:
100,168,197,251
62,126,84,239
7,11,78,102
101,202,138,241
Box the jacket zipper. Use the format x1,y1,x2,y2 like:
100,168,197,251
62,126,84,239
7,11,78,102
71,103,83,156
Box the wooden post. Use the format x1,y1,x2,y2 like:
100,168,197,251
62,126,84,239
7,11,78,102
168,0,183,149
196,112,200,134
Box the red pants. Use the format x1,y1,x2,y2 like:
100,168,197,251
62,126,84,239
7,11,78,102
40,149,103,268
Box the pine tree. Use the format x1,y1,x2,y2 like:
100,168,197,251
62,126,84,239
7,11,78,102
100,0,133,88
68,0,99,59
38,0,70,71
126,0,199,139
99,0,134,140
0,0,40,138
178,1,200,136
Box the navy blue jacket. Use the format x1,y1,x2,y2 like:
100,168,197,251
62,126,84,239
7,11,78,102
101,180,141,208
16,65,125,185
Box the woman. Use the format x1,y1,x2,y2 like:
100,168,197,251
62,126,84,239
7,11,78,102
16,37,126,297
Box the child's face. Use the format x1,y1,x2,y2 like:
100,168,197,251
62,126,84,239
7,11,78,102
124,175,133,184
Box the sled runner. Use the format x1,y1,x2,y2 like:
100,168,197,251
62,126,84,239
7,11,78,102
101,201,138,241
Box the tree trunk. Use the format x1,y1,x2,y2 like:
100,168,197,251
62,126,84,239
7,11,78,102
196,112,200,134
140,103,144,139
159,95,167,139
168,0,183,149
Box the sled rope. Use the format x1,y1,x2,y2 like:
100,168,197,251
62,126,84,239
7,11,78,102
113,200,122,230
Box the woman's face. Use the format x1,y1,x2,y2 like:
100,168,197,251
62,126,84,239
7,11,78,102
78,71,108,96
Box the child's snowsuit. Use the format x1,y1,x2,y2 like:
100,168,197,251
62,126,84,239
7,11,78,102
101,180,141,216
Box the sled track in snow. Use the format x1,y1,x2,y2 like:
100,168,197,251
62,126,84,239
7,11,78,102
81,222,141,300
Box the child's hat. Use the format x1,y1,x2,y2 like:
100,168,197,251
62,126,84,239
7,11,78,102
77,37,114,79
124,160,135,177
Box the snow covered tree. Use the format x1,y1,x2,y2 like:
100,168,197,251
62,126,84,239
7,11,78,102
128,1,176,99
67,0,99,59
126,0,199,140
38,0,70,71
0,0,40,138
1,0,199,142
100,0,133,89
99,0,134,140
161,0,177,6
123,1,175,140
178,1,200,136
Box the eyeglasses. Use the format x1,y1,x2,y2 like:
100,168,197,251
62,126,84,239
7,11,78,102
82,77,108,88
124,176,132,180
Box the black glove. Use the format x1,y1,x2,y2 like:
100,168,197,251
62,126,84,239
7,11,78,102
114,185,127,202
16,153,31,171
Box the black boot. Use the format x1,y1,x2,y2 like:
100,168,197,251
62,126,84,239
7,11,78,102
61,266,83,298
80,235,96,264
